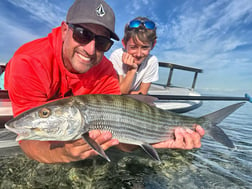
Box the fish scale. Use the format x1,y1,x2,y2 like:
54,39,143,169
77,95,193,143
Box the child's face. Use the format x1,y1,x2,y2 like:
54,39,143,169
125,37,152,65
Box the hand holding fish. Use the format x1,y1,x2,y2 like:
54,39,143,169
19,130,119,163
152,125,205,149
60,130,119,162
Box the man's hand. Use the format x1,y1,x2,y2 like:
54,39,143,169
19,130,119,163
152,125,205,149
59,130,119,162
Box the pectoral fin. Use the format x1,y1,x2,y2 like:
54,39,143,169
140,143,161,161
82,133,111,162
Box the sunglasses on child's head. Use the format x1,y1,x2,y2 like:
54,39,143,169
128,19,156,30
67,23,114,52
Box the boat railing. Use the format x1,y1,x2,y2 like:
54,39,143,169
0,90,9,99
0,65,8,99
158,62,203,89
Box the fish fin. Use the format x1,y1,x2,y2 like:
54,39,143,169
140,143,161,161
125,94,158,106
203,102,245,125
202,102,245,148
208,126,234,148
81,133,111,162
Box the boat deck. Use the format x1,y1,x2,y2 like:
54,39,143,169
0,97,13,127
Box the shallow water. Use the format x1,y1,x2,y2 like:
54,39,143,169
0,98,252,189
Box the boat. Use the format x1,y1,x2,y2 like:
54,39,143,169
0,63,13,129
149,62,203,113
0,90,11,124
1,65,19,151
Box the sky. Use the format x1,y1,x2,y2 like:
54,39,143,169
0,0,251,94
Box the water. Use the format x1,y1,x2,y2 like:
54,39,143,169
0,95,252,188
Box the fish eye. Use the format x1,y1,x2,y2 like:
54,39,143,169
39,108,51,118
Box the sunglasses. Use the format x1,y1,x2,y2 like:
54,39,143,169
128,19,156,30
68,23,114,52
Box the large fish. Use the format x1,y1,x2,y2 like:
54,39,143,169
5,94,245,161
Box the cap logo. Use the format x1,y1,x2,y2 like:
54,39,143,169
96,4,105,17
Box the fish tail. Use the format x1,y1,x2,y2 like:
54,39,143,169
201,102,245,148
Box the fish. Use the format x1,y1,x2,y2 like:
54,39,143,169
5,94,245,161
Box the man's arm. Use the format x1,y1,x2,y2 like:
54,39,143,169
19,131,119,163
152,125,205,149
6,56,120,163
117,125,205,152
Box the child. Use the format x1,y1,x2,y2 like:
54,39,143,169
110,17,159,94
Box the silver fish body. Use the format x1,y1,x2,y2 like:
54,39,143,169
75,95,207,145
5,94,245,161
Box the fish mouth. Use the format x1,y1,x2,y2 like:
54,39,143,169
5,122,17,133
5,123,32,141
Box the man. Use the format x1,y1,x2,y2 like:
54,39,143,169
5,0,204,163
110,17,159,95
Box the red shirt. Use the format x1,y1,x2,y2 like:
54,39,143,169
4,27,120,116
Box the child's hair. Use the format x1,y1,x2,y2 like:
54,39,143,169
123,17,157,48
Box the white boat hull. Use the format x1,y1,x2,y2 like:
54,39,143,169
149,84,202,113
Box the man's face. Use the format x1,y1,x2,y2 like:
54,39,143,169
61,22,111,74
125,37,152,65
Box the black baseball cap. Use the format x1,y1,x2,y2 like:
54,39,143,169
67,0,119,41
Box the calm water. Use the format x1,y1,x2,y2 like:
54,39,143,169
0,93,251,189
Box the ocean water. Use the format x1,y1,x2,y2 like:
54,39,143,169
0,92,251,189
